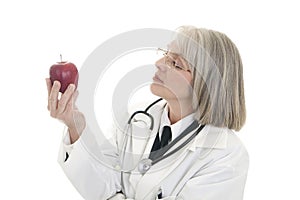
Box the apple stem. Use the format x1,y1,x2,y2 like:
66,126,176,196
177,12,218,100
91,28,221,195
60,54,62,62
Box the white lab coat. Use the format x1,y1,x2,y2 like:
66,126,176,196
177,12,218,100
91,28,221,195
58,101,249,200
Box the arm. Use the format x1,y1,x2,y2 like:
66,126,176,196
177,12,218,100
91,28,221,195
46,78,122,199
58,128,122,200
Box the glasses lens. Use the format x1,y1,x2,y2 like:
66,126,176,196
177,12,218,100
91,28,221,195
157,48,189,71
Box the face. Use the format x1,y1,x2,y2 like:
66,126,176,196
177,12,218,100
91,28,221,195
150,44,193,102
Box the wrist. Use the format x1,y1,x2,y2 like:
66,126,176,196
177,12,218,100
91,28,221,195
68,127,80,144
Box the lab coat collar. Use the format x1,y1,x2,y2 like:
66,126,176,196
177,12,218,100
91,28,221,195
189,125,228,151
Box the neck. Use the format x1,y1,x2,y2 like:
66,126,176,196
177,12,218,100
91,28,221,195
167,99,194,124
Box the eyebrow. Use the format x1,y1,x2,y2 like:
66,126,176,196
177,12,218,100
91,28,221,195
168,51,180,58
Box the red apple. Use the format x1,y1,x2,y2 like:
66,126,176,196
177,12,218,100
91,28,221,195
49,56,78,93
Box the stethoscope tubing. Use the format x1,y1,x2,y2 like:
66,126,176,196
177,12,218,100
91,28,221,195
126,98,162,131
121,98,206,175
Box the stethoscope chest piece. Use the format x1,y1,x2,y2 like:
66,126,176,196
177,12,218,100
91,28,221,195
138,158,153,174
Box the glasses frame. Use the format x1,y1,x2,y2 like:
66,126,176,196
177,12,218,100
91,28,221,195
157,48,190,72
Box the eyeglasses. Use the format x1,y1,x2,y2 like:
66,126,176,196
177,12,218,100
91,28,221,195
157,48,190,72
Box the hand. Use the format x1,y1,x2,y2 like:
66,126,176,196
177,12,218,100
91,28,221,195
46,78,86,143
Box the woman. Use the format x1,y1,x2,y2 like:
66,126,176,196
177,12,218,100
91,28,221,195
46,26,248,200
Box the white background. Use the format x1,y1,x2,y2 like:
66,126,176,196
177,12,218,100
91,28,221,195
0,0,299,199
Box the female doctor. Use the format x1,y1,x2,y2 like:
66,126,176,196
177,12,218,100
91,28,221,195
46,26,249,200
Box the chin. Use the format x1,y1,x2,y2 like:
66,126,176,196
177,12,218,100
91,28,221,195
150,83,160,95
150,83,192,103
150,82,174,100
150,82,166,98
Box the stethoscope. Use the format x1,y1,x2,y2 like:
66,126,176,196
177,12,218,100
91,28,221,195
120,98,206,175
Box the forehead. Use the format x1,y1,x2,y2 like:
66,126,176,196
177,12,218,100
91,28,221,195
167,42,190,68
167,40,193,64
167,41,186,62
166,45,182,62
167,41,180,54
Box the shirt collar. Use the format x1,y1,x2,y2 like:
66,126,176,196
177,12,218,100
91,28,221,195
159,105,195,141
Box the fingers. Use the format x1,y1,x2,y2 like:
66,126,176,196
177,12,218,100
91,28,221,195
46,78,52,110
72,90,79,110
65,91,76,116
57,84,76,114
47,78,78,126
48,81,61,116
45,78,52,97
73,90,79,101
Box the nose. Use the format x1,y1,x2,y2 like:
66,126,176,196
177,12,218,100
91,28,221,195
155,57,168,72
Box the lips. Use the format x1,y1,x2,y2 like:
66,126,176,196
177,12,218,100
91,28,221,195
153,74,163,83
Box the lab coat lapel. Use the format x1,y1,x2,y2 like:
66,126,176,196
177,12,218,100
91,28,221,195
134,135,192,200
133,114,229,199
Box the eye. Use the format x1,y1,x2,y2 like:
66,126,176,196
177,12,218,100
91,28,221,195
171,60,176,67
174,64,184,70
169,56,183,70
171,60,185,70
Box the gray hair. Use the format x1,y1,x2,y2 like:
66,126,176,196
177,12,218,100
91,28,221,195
174,26,246,131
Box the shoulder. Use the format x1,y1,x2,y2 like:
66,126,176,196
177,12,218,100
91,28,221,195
222,127,249,163
194,125,249,169
201,124,248,152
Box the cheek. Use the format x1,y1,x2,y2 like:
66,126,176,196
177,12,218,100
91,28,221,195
167,73,192,89
150,72,193,99
165,73,193,96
